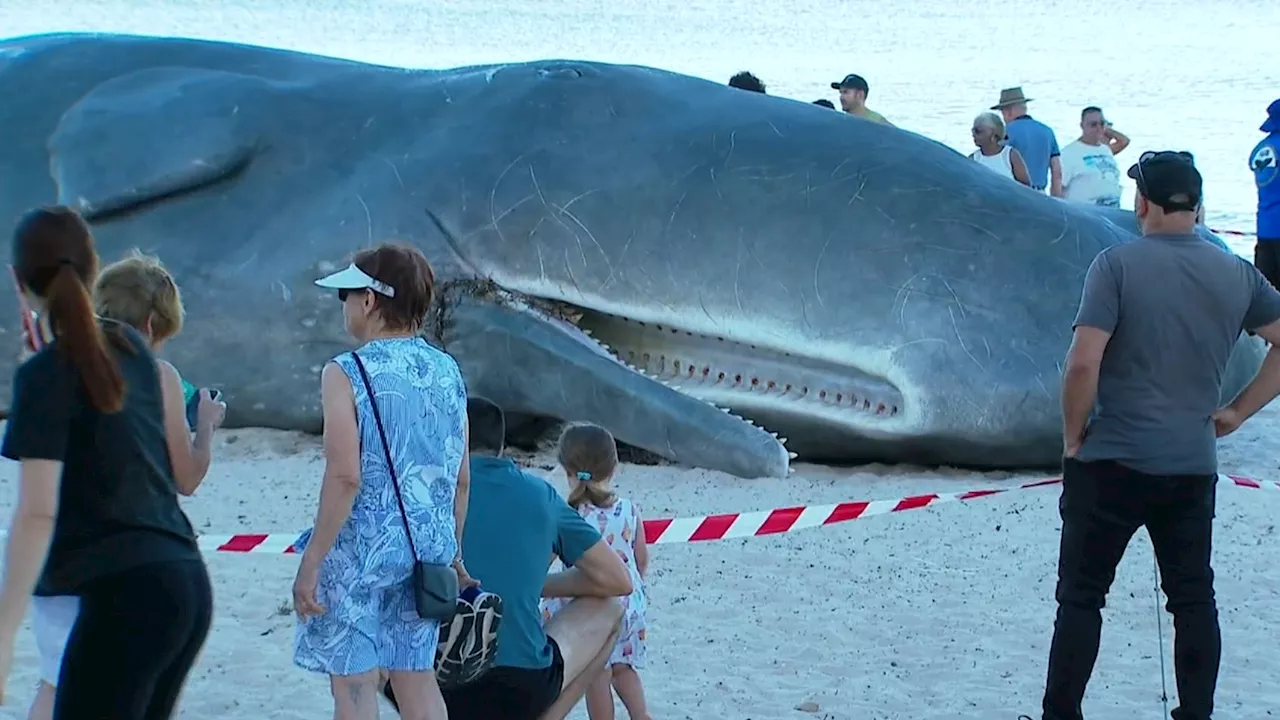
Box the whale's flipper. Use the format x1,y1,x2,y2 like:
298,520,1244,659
444,298,790,479
48,67,272,220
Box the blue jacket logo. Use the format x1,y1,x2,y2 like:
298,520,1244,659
1253,141,1278,188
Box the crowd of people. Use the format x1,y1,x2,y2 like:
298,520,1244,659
0,91,1275,720
730,71,1137,204
0,215,651,720
728,72,1280,287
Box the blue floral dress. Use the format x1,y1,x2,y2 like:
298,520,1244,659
294,337,467,676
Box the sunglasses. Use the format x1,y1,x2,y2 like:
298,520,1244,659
1139,150,1194,164
337,288,370,302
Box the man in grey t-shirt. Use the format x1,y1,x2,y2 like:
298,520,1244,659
1040,151,1280,720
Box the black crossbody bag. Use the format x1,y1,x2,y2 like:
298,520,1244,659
349,350,458,622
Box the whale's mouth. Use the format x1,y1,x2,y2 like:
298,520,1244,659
573,309,905,428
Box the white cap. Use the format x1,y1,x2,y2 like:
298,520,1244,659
314,263,396,298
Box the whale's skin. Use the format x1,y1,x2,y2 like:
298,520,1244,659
0,32,1264,478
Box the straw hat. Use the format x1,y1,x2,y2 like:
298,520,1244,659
991,87,1032,110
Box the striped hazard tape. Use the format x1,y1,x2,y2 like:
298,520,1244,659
1209,228,1258,238
195,473,1280,553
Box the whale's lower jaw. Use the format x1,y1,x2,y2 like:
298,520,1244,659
486,299,1065,471
574,309,909,419
437,294,793,479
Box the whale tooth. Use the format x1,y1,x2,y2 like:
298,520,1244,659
788,452,799,460
778,436,789,446
769,432,779,438
719,407,732,413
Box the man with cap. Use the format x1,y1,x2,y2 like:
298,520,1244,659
1043,150,1280,720
830,74,894,126
992,87,1062,196
1250,99,1280,289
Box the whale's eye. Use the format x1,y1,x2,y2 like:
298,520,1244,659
537,66,584,80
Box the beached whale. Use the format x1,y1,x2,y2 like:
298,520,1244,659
0,32,1264,478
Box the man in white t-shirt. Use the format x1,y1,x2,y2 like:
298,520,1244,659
1060,106,1124,208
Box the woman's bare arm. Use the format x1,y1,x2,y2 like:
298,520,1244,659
157,360,212,495
452,420,470,564
0,460,60,634
298,363,362,571
1010,148,1032,187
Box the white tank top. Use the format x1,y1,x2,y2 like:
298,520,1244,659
970,146,1015,180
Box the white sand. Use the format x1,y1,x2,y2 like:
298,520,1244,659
1,407,1278,720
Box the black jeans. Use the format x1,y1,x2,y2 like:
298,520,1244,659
54,559,214,720
1254,239,1280,290
1042,459,1220,720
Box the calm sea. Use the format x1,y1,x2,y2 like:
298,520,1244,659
4,0,1276,255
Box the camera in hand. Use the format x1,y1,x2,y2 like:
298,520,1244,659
185,388,223,430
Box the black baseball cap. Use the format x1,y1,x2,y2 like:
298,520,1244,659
1126,150,1202,214
830,74,869,92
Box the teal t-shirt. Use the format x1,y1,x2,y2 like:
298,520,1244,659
180,377,198,405
463,456,601,670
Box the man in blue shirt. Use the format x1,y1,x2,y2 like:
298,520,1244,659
384,397,633,720
1251,99,1280,289
992,86,1063,196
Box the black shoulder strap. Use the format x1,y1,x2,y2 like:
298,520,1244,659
349,351,419,559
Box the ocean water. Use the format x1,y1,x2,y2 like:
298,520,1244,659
3,0,1276,255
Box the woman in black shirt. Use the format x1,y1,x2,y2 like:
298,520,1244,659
0,207,216,718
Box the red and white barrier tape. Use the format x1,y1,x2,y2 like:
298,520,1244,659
194,473,1279,553
1210,228,1258,238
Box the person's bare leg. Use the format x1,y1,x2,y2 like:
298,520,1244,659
537,598,623,720
386,670,447,720
610,665,650,720
377,670,401,713
330,670,382,720
584,668,616,720
26,681,56,720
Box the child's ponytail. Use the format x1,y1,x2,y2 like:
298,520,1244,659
566,469,618,509
558,423,620,509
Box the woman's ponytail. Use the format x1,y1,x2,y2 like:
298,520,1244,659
45,262,125,413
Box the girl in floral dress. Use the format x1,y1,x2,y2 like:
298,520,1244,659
544,423,651,720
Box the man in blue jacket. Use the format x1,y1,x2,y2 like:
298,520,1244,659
1251,99,1280,288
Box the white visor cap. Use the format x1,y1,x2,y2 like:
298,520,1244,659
314,263,396,298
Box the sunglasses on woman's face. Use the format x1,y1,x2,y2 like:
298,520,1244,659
337,288,367,302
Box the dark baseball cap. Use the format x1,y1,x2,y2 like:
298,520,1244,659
830,74,869,92
1126,150,1202,214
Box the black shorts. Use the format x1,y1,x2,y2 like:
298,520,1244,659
1254,239,1280,289
441,637,564,720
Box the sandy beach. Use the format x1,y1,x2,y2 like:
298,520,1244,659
1,405,1278,720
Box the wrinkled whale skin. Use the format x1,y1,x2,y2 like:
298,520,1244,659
0,32,1263,478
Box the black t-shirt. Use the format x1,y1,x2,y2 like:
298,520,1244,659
1,321,200,595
